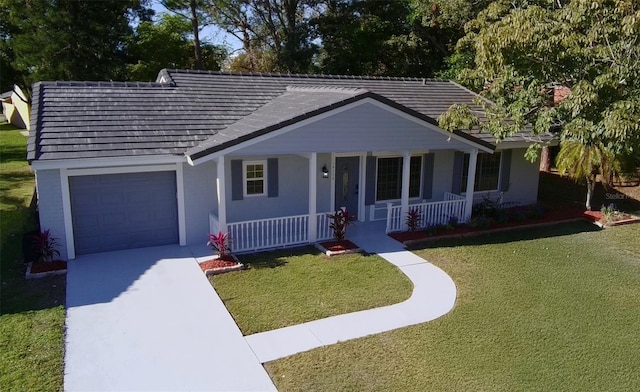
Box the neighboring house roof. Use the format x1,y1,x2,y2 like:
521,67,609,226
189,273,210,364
27,69,533,163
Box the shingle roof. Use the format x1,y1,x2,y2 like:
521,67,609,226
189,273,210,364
28,69,528,162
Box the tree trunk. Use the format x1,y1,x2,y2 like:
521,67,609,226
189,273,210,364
190,0,203,70
540,146,551,172
585,177,595,211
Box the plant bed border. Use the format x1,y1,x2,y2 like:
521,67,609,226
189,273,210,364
199,254,244,276
25,260,67,279
315,240,362,257
594,216,640,228
399,218,590,248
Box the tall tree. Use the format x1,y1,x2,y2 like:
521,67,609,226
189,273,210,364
1,0,152,92
128,13,227,81
438,0,640,209
161,0,215,70
206,0,318,73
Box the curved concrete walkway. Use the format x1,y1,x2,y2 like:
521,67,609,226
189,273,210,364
245,222,457,363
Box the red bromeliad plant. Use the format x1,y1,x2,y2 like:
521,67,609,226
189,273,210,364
32,229,60,263
406,207,422,232
207,231,231,258
327,208,354,241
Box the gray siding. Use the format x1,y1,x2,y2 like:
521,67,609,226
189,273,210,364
500,148,540,205
226,155,312,221
183,161,217,244
233,103,474,155
431,150,455,201
35,169,69,259
316,153,332,213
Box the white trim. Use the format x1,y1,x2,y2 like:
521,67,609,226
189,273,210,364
59,168,75,260
189,97,494,165
464,149,478,220
65,164,178,176
31,155,185,170
308,153,317,242
329,153,336,212
216,157,227,232
357,153,366,222
175,163,186,246
400,152,411,227
242,160,267,197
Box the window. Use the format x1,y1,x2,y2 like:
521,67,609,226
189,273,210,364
376,156,422,201
243,161,266,196
461,152,501,192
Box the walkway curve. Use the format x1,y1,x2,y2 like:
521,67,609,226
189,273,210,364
244,228,457,363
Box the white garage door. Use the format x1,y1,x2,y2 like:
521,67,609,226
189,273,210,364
69,171,179,255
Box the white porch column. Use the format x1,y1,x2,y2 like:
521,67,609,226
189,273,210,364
308,152,318,242
216,157,227,232
400,151,411,228
464,148,478,221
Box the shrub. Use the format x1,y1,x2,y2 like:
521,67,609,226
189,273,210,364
31,229,61,263
327,209,354,241
207,231,231,257
406,208,421,232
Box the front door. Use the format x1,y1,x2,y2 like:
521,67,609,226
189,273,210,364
334,156,360,217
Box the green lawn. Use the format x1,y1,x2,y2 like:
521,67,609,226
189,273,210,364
210,247,413,335
266,222,640,391
0,123,65,391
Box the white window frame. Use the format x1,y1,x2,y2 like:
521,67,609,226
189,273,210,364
374,155,423,203
461,152,502,194
243,160,267,197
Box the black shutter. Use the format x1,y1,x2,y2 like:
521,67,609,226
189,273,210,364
498,150,511,192
452,151,464,194
365,156,377,205
422,153,435,199
267,158,278,197
231,160,243,200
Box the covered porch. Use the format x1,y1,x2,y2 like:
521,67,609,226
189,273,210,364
207,149,482,253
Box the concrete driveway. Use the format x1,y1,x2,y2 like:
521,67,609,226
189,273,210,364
65,245,276,391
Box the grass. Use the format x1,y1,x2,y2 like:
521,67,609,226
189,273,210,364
210,246,413,335
266,221,640,391
0,123,65,391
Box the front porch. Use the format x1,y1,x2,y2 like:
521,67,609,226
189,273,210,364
209,193,469,253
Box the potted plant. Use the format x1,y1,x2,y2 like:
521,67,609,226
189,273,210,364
200,231,243,276
26,229,67,279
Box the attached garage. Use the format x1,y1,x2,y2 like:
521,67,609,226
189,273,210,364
69,171,179,255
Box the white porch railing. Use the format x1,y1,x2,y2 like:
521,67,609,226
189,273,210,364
208,212,334,253
386,198,467,233
444,191,466,201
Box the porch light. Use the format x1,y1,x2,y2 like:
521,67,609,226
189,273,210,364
322,165,329,178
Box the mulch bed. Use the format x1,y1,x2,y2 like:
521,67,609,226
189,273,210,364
390,202,590,243
199,256,240,272
318,240,359,252
29,260,67,273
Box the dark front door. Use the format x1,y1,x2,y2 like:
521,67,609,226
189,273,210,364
334,157,360,217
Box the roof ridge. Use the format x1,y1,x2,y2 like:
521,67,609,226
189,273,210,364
285,85,369,94
164,69,448,83
34,80,174,88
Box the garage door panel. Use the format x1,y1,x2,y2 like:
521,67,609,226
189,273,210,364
70,171,178,255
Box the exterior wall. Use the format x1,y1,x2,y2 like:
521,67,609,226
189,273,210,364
226,154,313,222
182,161,217,244
232,103,475,156
501,148,540,205
316,153,332,213
432,150,455,201
34,169,69,259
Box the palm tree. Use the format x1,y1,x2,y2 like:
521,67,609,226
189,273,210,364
555,139,615,210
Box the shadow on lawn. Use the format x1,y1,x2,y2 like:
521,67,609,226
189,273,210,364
410,220,600,250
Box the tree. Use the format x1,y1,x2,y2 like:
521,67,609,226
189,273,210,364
205,0,318,73
438,0,640,209
161,0,215,70
1,0,152,92
128,13,227,81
